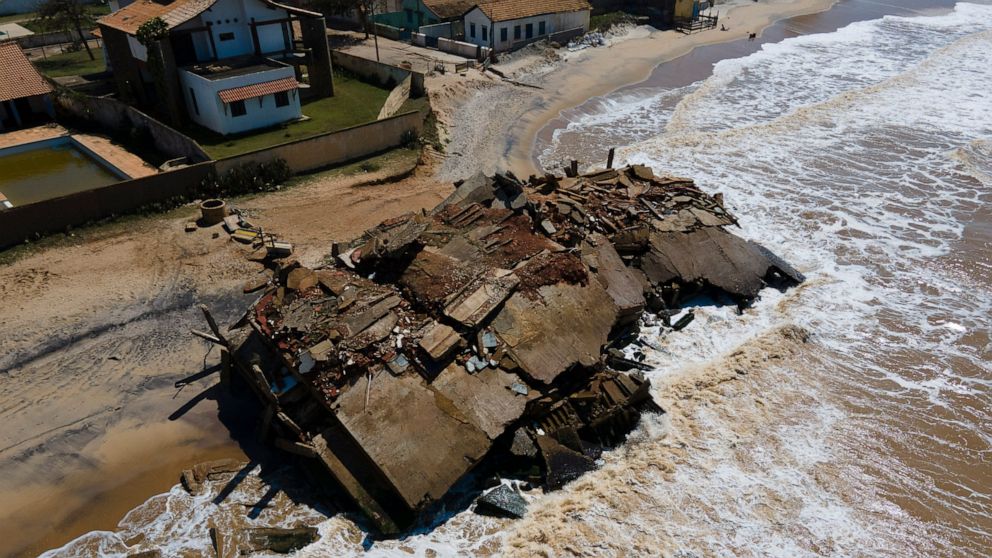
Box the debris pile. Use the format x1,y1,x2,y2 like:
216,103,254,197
525,163,804,307
215,163,802,535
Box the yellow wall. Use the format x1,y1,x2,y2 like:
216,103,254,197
674,0,698,19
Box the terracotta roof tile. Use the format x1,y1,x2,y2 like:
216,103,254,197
0,41,53,102
218,76,298,103
422,0,475,20
98,0,319,35
475,0,591,22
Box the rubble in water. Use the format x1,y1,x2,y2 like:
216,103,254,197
216,163,803,536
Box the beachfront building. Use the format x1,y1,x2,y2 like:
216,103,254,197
462,0,591,52
0,40,55,131
397,0,471,33
97,0,334,135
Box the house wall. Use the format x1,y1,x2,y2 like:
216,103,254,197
437,36,486,59
53,92,210,163
190,0,292,60
673,0,703,19
400,0,440,31
331,50,424,96
127,35,148,61
179,63,301,135
463,8,590,52
215,109,423,174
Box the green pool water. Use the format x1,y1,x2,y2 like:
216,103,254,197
0,140,122,207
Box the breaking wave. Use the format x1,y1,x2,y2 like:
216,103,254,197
42,3,992,557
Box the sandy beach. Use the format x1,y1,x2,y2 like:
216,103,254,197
0,153,448,557
433,0,837,182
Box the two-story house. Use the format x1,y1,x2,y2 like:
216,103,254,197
98,0,334,136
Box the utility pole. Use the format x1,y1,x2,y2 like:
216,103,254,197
370,0,380,62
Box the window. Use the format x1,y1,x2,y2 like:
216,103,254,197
514,25,521,40
219,32,235,42
274,91,289,107
189,87,199,115
481,26,487,42
539,21,546,35
526,23,533,39
470,22,476,38
230,100,246,117
500,27,507,42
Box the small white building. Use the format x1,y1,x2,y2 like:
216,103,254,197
180,57,301,135
462,0,591,52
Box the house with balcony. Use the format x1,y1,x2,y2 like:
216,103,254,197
97,0,334,135
462,0,591,53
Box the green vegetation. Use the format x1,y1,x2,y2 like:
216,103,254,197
11,3,109,32
0,12,36,25
188,73,392,159
33,46,106,77
590,11,635,32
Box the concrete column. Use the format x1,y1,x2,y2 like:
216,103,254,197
101,26,145,104
300,16,334,98
157,37,186,126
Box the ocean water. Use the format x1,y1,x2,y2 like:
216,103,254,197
41,3,992,557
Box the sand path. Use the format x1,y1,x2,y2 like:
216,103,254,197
0,158,450,557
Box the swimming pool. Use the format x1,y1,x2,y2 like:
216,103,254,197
0,137,129,208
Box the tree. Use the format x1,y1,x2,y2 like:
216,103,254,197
308,0,385,39
37,0,96,61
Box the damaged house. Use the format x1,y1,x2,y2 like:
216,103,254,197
213,163,802,534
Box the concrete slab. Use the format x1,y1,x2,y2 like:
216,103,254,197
431,363,536,440
492,280,618,384
332,372,490,509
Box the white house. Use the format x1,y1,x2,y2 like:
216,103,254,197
462,0,591,52
98,0,333,135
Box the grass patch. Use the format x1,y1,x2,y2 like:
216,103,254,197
590,11,635,32
34,47,105,77
0,11,36,25
188,73,391,159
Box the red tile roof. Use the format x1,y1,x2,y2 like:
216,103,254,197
422,0,475,20
474,0,591,22
218,76,298,103
98,0,320,35
0,41,53,103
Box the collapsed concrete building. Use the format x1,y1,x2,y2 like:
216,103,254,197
216,163,803,534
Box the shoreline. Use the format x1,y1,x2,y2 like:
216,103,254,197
501,0,840,177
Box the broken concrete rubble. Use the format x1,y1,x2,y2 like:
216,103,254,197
215,162,802,536
474,484,528,519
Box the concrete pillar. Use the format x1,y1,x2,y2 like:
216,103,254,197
300,16,334,99
101,26,145,104
10,101,23,127
157,37,186,126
